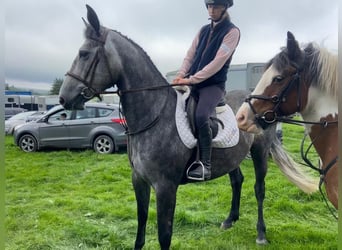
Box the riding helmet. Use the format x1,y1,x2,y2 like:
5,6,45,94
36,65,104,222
204,0,233,8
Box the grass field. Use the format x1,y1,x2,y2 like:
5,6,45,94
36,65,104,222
5,123,338,249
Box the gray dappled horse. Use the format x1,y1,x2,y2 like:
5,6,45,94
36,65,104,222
59,5,318,249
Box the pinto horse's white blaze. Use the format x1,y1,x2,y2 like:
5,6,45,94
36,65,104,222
251,64,279,96
236,65,279,133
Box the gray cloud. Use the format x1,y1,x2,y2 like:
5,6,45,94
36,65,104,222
5,0,338,90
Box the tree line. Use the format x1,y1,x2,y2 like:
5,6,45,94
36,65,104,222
5,78,64,95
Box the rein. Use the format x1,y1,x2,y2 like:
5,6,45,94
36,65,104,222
119,86,170,136
300,132,338,220
99,83,194,96
106,83,193,136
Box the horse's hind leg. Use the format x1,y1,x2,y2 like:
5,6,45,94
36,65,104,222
250,144,268,245
132,172,151,250
221,167,244,229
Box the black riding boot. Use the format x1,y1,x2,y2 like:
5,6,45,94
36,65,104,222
188,122,212,180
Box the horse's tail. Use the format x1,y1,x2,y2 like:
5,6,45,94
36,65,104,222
270,138,319,194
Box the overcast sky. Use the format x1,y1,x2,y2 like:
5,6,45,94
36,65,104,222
5,0,338,91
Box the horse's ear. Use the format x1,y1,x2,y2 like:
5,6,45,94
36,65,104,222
286,31,301,61
86,4,101,36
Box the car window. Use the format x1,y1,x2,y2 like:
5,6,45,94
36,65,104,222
75,107,96,119
98,107,114,117
49,110,72,122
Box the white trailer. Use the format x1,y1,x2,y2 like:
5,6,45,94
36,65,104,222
165,62,265,91
5,94,38,111
37,95,60,111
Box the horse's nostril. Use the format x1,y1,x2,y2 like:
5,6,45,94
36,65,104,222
237,113,245,122
59,97,65,105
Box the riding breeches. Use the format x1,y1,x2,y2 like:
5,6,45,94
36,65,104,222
193,85,225,129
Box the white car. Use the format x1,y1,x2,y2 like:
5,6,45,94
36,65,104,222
5,111,39,135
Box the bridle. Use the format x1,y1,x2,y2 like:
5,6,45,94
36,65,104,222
245,65,338,218
245,64,338,128
245,68,303,129
64,28,193,136
65,29,113,101
64,29,189,99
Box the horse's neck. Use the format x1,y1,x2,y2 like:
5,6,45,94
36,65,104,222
108,31,172,129
300,86,338,169
120,86,175,135
301,86,338,123
307,122,338,170
118,57,172,132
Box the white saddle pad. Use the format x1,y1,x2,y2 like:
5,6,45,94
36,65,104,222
175,88,239,149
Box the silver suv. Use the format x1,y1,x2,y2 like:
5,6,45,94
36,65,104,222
13,103,127,154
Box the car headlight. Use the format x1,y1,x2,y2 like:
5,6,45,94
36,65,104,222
13,124,25,131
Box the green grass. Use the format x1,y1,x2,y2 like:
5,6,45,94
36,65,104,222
5,123,338,249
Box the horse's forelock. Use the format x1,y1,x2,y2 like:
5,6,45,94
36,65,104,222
85,25,107,41
84,26,95,39
267,47,292,73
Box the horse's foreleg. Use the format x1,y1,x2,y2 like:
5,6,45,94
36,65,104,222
132,172,151,250
221,167,244,229
325,167,338,209
251,147,268,245
155,183,178,250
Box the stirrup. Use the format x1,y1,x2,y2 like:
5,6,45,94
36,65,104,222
186,160,206,181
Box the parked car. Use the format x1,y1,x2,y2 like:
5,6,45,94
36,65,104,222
5,107,27,120
13,103,127,154
25,111,46,122
5,111,39,135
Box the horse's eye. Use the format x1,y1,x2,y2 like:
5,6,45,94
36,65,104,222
273,75,284,83
79,50,90,59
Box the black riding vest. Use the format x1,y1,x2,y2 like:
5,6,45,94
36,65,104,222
188,18,238,90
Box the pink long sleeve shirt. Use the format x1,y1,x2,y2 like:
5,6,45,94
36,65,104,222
177,18,240,84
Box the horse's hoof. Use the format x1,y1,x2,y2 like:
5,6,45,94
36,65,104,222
220,221,233,230
256,238,268,245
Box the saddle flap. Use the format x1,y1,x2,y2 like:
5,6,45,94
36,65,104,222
175,89,239,149
186,94,219,138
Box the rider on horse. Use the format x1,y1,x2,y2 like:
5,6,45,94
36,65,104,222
173,0,240,180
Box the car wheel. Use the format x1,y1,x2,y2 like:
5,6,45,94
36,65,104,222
93,135,115,154
19,134,38,152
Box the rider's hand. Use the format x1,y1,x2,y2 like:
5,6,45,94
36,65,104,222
173,77,191,85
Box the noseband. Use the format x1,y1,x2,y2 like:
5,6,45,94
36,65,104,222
245,69,302,128
65,29,113,100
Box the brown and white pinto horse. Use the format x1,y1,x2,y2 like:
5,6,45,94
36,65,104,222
236,32,338,209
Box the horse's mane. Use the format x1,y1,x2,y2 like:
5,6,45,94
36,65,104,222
308,44,338,100
85,26,166,82
267,43,338,100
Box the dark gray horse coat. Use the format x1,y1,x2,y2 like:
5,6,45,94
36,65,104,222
59,5,317,250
